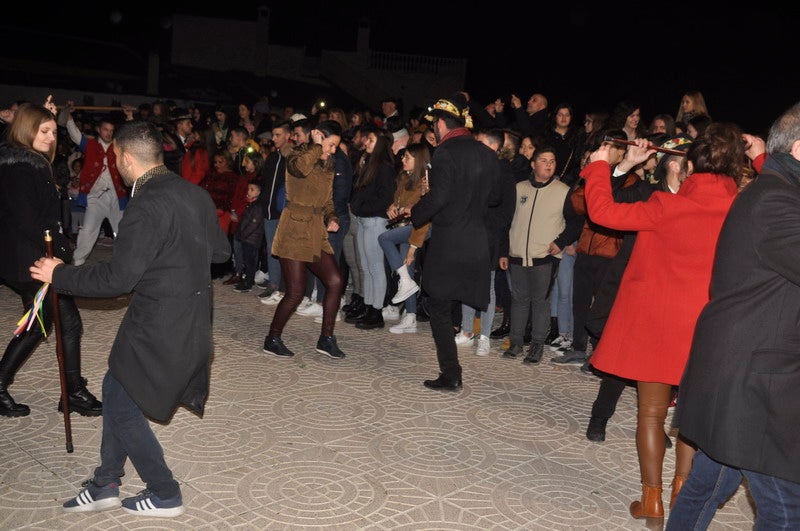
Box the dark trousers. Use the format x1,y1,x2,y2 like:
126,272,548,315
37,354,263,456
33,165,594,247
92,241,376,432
241,241,260,284
427,297,461,379
590,373,632,419
571,253,612,351
94,371,179,499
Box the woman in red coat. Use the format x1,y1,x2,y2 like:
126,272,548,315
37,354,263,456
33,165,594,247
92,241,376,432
581,123,754,523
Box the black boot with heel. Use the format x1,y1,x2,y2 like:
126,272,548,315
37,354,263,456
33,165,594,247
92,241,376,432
57,371,102,417
0,336,32,417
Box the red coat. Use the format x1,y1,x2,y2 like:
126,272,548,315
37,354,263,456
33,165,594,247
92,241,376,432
582,161,738,384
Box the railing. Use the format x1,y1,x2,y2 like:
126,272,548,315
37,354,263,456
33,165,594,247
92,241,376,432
368,51,465,77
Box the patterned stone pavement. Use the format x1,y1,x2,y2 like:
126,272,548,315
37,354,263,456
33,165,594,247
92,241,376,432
0,247,755,530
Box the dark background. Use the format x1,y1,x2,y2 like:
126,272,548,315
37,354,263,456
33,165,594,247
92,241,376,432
6,2,795,135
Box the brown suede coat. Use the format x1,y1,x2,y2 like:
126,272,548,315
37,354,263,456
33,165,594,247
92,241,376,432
271,143,337,262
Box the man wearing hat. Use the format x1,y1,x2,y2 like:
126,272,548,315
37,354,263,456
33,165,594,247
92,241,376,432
410,93,501,390
162,109,194,174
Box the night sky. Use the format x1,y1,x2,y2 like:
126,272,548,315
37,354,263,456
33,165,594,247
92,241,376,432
7,2,796,134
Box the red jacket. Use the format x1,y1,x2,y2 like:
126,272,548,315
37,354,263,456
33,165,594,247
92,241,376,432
582,160,737,384
77,138,128,206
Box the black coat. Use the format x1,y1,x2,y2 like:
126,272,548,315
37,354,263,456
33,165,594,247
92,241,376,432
0,144,72,283
53,170,230,421
259,149,287,220
411,133,500,309
675,155,800,484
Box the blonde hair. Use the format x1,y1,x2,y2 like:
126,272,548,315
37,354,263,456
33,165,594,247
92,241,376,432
676,91,710,123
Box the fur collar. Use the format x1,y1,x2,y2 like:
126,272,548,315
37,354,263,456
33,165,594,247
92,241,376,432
0,142,51,171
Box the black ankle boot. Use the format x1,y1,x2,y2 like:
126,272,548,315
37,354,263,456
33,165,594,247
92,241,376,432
344,301,367,324
586,416,608,442
355,307,384,330
342,294,363,314
0,383,30,417
58,374,102,417
490,313,510,339
0,337,33,417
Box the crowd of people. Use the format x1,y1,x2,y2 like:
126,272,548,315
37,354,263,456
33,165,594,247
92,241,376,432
1,88,798,527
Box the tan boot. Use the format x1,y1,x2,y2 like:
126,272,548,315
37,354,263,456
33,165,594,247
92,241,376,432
630,483,664,520
670,475,687,509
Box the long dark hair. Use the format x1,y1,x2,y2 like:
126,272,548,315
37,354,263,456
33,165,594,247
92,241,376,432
400,143,431,191
354,127,394,189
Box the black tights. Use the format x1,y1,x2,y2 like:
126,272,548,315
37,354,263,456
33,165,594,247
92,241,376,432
268,253,343,338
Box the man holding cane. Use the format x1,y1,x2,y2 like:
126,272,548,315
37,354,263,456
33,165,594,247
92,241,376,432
31,120,230,516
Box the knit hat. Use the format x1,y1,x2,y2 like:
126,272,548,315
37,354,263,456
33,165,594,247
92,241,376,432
424,93,473,129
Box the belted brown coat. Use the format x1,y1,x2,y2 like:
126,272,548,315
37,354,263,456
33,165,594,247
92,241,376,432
271,143,337,262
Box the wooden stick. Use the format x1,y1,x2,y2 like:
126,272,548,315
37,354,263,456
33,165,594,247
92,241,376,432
70,106,124,111
603,136,688,156
45,230,74,453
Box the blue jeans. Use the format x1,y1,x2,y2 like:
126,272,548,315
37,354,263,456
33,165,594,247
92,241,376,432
461,270,496,337
93,371,179,499
378,224,429,314
263,219,281,289
353,215,388,309
667,450,800,530
550,250,575,337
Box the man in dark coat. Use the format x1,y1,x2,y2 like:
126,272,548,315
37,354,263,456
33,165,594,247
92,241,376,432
32,121,230,518
411,93,500,390
667,103,800,529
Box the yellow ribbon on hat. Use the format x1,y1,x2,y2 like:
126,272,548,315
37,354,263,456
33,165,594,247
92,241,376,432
426,99,474,129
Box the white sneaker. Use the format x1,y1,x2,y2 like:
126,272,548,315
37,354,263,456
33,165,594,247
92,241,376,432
389,313,417,334
296,301,323,317
314,311,342,323
454,331,474,347
475,335,491,356
261,291,284,305
392,277,420,305
382,305,402,321
254,270,268,285
548,335,572,351
294,297,312,314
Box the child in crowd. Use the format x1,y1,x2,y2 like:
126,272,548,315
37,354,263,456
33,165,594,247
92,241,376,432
233,180,266,293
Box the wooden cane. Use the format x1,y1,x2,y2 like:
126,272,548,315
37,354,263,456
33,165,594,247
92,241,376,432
603,136,689,156
45,230,74,453
70,106,124,111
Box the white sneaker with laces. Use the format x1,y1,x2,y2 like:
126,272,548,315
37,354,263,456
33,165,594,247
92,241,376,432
382,305,402,321
261,291,284,305
392,277,420,305
294,296,312,313
475,335,491,356
454,331,474,347
314,311,342,323
296,301,323,317
389,313,417,334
